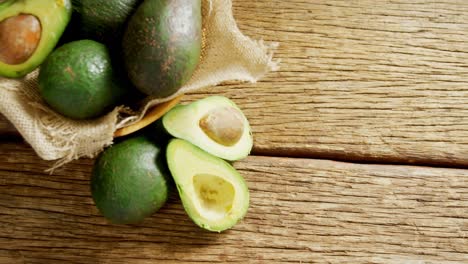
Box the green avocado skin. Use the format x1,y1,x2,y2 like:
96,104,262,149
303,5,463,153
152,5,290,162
122,0,202,97
91,136,171,224
38,40,129,119
71,0,141,47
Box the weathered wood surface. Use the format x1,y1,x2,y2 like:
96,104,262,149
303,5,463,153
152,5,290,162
2,1,468,262
1,142,467,263
194,0,468,166
2,1,468,166
0,117,16,139
209,0,468,165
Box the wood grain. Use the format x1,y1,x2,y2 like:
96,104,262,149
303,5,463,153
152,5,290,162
1,0,468,166
1,142,467,263
193,0,468,166
0,117,17,139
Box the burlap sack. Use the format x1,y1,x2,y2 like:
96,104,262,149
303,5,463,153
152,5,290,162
0,0,278,167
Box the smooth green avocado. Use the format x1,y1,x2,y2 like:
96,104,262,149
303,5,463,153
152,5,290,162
166,139,250,232
71,0,141,47
0,0,71,78
122,0,202,97
163,96,253,161
91,136,171,224
38,40,130,120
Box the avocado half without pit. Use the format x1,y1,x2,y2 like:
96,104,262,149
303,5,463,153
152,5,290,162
0,0,72,78
162,96,253,161
167,139,249,232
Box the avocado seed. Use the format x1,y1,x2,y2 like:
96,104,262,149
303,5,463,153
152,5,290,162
0,14,41,65
199,107,245,147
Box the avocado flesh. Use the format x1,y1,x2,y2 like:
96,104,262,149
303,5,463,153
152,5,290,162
163,96,253,161
166,139,249,232
0,0,72,78
122,0,202,97
91,136,171,224
0,0,16,11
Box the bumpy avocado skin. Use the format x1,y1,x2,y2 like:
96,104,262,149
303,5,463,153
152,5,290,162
38,40,130,119
122,0,202,97
91,136,171,224
71,0,141,47
0,0,72,78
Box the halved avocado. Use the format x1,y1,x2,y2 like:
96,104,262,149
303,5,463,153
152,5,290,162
0,0,72,78
0,0,15,10
162,96,253,161
166,139,249,232
91,135,171,224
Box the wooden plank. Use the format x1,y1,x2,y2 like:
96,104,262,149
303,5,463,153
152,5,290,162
190,0,468,166
0,116,17,138
1,142,467,263
2,0,468,166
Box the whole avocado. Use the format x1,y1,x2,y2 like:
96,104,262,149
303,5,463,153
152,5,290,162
122,0,202,97
91,135,171,224
38,40,129,120
71,0,141,47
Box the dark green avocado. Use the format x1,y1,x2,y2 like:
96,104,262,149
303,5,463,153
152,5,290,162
38,40,130,120
122,0,202,97
0,0,72,78
71,0,141,47
91,135,171,224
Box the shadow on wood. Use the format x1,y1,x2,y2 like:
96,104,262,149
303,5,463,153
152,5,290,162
1,143,467,263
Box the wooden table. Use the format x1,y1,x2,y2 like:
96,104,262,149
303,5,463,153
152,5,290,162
2,1,468,263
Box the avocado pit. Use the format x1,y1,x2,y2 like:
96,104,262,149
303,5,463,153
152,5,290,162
0,14,41,65
199,107,245,147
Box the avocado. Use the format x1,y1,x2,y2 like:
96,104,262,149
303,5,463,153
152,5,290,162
166,139,249,232
0,0,14,10
122,0,202,97
91,135,171,224
71,0,141,47
38,40,130,120
0,0,71,78
162,96,253,161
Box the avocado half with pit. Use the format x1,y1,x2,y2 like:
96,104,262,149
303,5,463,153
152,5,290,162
162,96,253,161
167,139,250,232
0,0,72,78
